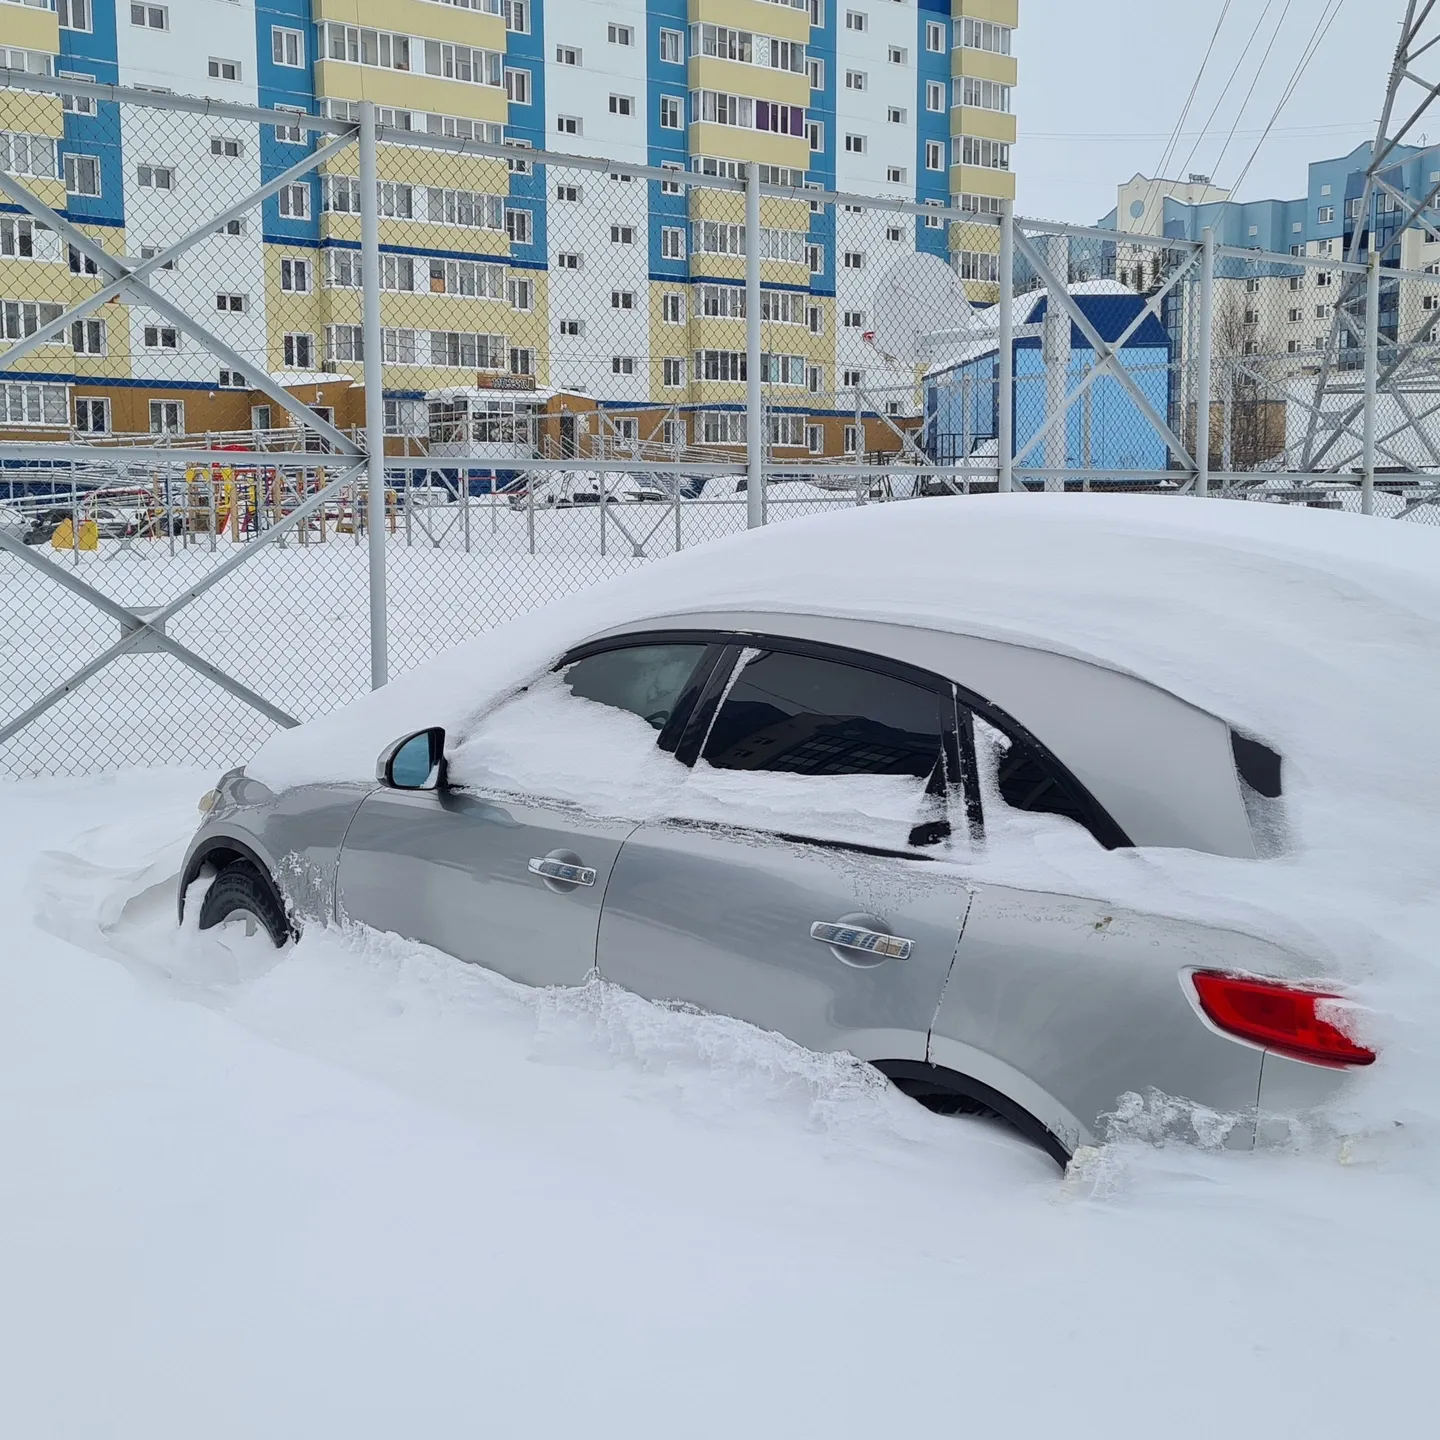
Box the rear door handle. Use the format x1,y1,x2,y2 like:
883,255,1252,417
810,921,913,961
528,855,596,887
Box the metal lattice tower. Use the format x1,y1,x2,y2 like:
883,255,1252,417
1298,1,1440,473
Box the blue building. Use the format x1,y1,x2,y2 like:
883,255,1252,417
925,284,1173,476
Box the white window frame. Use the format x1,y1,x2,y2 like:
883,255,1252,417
272,26,304,68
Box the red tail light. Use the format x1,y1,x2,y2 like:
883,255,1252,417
1191,971,1375,1068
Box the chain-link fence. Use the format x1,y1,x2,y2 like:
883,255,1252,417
3,69,1436,778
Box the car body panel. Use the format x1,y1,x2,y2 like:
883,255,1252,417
592,610,1258,859
180,776,371,924
596,821,972,1063
930,884,1302,1150
334,788,637,988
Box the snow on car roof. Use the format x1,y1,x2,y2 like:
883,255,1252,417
249,494,1440,806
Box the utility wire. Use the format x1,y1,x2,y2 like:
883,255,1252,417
1230,0,1350,194
1211,0,1300,181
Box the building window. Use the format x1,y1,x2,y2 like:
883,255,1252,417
962,18,1012,54
661,95,683,129
130,4,167,30
64,154,101,196
925,20,946,51
216,292,247,313
961,78,1011,113
555,45,581,65
611,224,635,244
660,28,684,64
142,324,179,349
846,70,867,90
274,108,306,144
556,250,582,269
60,72,96,116
74,397,109,433
608,23,633,45
149,399,183,434
557,114,582,135
506,208,533,243
845,10,867,32
885,166,907,185
843,423,859,452
216,219,245,237
70,318,105,355
509,346,535,375
843,250,863,269
807,57,824,88
1318,205,1335,224
281,258,311,292
959,251,1000,283
843,309,864,328
609,94,634,116
888,44,907,64
505,0,529,34
135,164,173,190
277,184,310,218
925,140,944,171
887,106,907,124
808,243,824,274
806,424,823,454
209,137,242,159
844,133,865,154
611,289,636,310
663,292,685,323
208,58,241,82
807,120,824,152
217,368,246,388
660,162,684,194
0,132,57,179
555,183,581,202
272,26,304,67
806,304,823,334
698,410,745,443
612,356,636,375
283,332,314,368
58,0,92,31
557,318,585,338
507,277,533,311
663,357,685,387
960,137,1010,170
505,68,531,104
0,381,68,427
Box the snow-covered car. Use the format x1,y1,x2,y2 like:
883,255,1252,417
179,496,1432,1164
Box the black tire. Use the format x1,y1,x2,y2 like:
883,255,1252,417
197,858,292,947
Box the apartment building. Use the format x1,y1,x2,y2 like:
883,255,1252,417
0,0,1018,456
1102,144,1440,367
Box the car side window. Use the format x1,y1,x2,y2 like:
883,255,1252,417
970,712,1113,844
560,644,708,732
702,649,946,779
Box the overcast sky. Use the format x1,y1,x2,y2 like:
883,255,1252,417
1016,0,1405,222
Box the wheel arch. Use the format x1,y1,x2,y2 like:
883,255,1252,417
178,832,282,925
874,1057,1080,1168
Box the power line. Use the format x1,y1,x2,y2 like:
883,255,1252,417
1210,0,1300,181
1230,0,1351,194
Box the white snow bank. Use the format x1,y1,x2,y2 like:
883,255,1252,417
4,772,1440,1437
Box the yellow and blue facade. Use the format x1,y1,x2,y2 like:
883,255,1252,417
0,0,1018,453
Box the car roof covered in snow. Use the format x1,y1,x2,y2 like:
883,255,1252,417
246,494,1440,867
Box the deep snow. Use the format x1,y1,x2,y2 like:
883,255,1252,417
2,770,1438,1439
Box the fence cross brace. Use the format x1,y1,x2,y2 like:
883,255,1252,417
0,458,366,748
0,169,360,457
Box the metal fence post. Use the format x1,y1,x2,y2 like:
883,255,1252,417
1195,226,1216,497
998,202,1015,493
745,161,764,528
358,100,388,688
1363,248,1380,517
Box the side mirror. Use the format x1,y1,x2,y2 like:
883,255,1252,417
377,727,447,791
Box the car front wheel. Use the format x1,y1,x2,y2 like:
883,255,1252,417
197,857,291,947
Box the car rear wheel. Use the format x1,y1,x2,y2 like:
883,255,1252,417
197,858,291,948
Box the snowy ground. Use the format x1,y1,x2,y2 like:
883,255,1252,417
2,768,1436,1438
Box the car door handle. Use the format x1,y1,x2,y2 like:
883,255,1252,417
810,921,913,961
528,856,597,887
